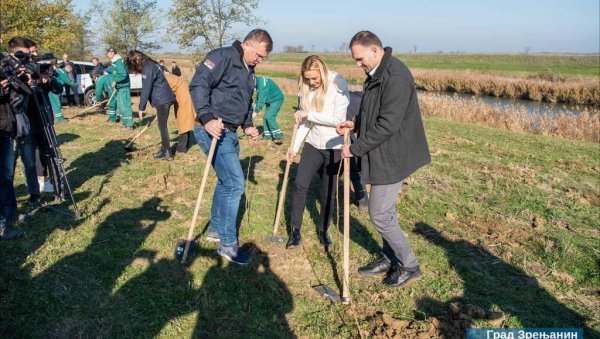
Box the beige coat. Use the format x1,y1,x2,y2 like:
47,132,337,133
165,73,195,134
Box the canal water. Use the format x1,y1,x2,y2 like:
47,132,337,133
345,83,596,116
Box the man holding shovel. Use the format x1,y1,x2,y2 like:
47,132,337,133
105,47,133,128
189,29,273,265
94,68,116,116
337,31,430,288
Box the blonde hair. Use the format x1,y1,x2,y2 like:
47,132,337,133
298,55,329,112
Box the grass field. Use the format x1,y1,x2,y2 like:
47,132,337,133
0,96,598,338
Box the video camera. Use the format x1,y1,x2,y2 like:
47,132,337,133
0,51,54,87
0,51,56,108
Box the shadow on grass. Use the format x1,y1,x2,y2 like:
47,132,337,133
236,155,264,234
0,197,170,337
109,242,295,337
413,222,598,337
66,139,132,195
56,132,80,145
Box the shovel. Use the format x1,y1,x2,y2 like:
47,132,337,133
178,118,222,265
73,89,117,118
313,131,351,304
123,115,158,152
266,121,299,243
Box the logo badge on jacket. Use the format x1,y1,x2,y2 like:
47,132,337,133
203,59,215,70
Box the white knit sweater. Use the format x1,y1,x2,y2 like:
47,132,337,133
293,71,350,153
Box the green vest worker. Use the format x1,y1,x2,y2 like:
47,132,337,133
105,47,133,128
49,63,78,121
95,70,117,116
255,76,285,142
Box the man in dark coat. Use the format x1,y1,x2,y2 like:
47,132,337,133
171,61,182,77
90,57,104,80
338,31,431,288
189,29,272,266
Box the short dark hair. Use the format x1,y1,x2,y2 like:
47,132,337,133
243,29,273,52
92,57,99,62
25,38,37,48
7,36,31,50
349,31,383,49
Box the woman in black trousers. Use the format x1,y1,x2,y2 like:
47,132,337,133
286,55,350,249
125,50,176,160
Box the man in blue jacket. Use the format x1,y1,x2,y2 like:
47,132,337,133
189,29,273,265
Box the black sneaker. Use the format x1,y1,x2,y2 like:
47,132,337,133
318,230,331,246
154,148,174,161
28,196,42,209
217,244,251,265
383,266,423,288
358,256,392,276
357,196,369,212
0,221,23,240
286,228,301,249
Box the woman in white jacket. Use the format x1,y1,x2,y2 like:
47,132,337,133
286,55,350,249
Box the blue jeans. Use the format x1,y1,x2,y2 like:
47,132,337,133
194,126,244,247
16,132,40,197
0,133,17,220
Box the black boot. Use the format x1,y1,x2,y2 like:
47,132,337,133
177,133,189,153
286,228,301,249
318,230,331,246
154,148,174,161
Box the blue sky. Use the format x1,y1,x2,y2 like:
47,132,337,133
75,0,600,53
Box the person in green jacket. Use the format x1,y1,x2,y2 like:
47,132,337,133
105,47,133,128
254,76,284,143
94,68,117,116
48,59,77,122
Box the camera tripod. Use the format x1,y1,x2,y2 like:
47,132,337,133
20,86,81,220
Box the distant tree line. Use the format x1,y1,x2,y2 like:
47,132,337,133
283,45,305,53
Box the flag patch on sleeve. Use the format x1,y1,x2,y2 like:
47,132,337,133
203,59,215,70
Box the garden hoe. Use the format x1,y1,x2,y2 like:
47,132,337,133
313,131,351,304
175,118,222,265
123,115,158,152
266,121,300,244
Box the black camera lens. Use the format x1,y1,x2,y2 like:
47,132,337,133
14,50,30,61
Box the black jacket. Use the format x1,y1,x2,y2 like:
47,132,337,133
139,62,175,111
90,64,104,78
189,40,255,129
0,95,16,135
350,47,430,185
171,65,181,77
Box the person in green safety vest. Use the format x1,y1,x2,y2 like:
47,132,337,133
254,76,285,143
93,68,117,116
105,47,133,128
48,59,77,122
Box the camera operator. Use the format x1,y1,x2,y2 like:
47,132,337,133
25,39,63,195
12,38,42,207
0,37,38,240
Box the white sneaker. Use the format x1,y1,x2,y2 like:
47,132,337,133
40,180,54,193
